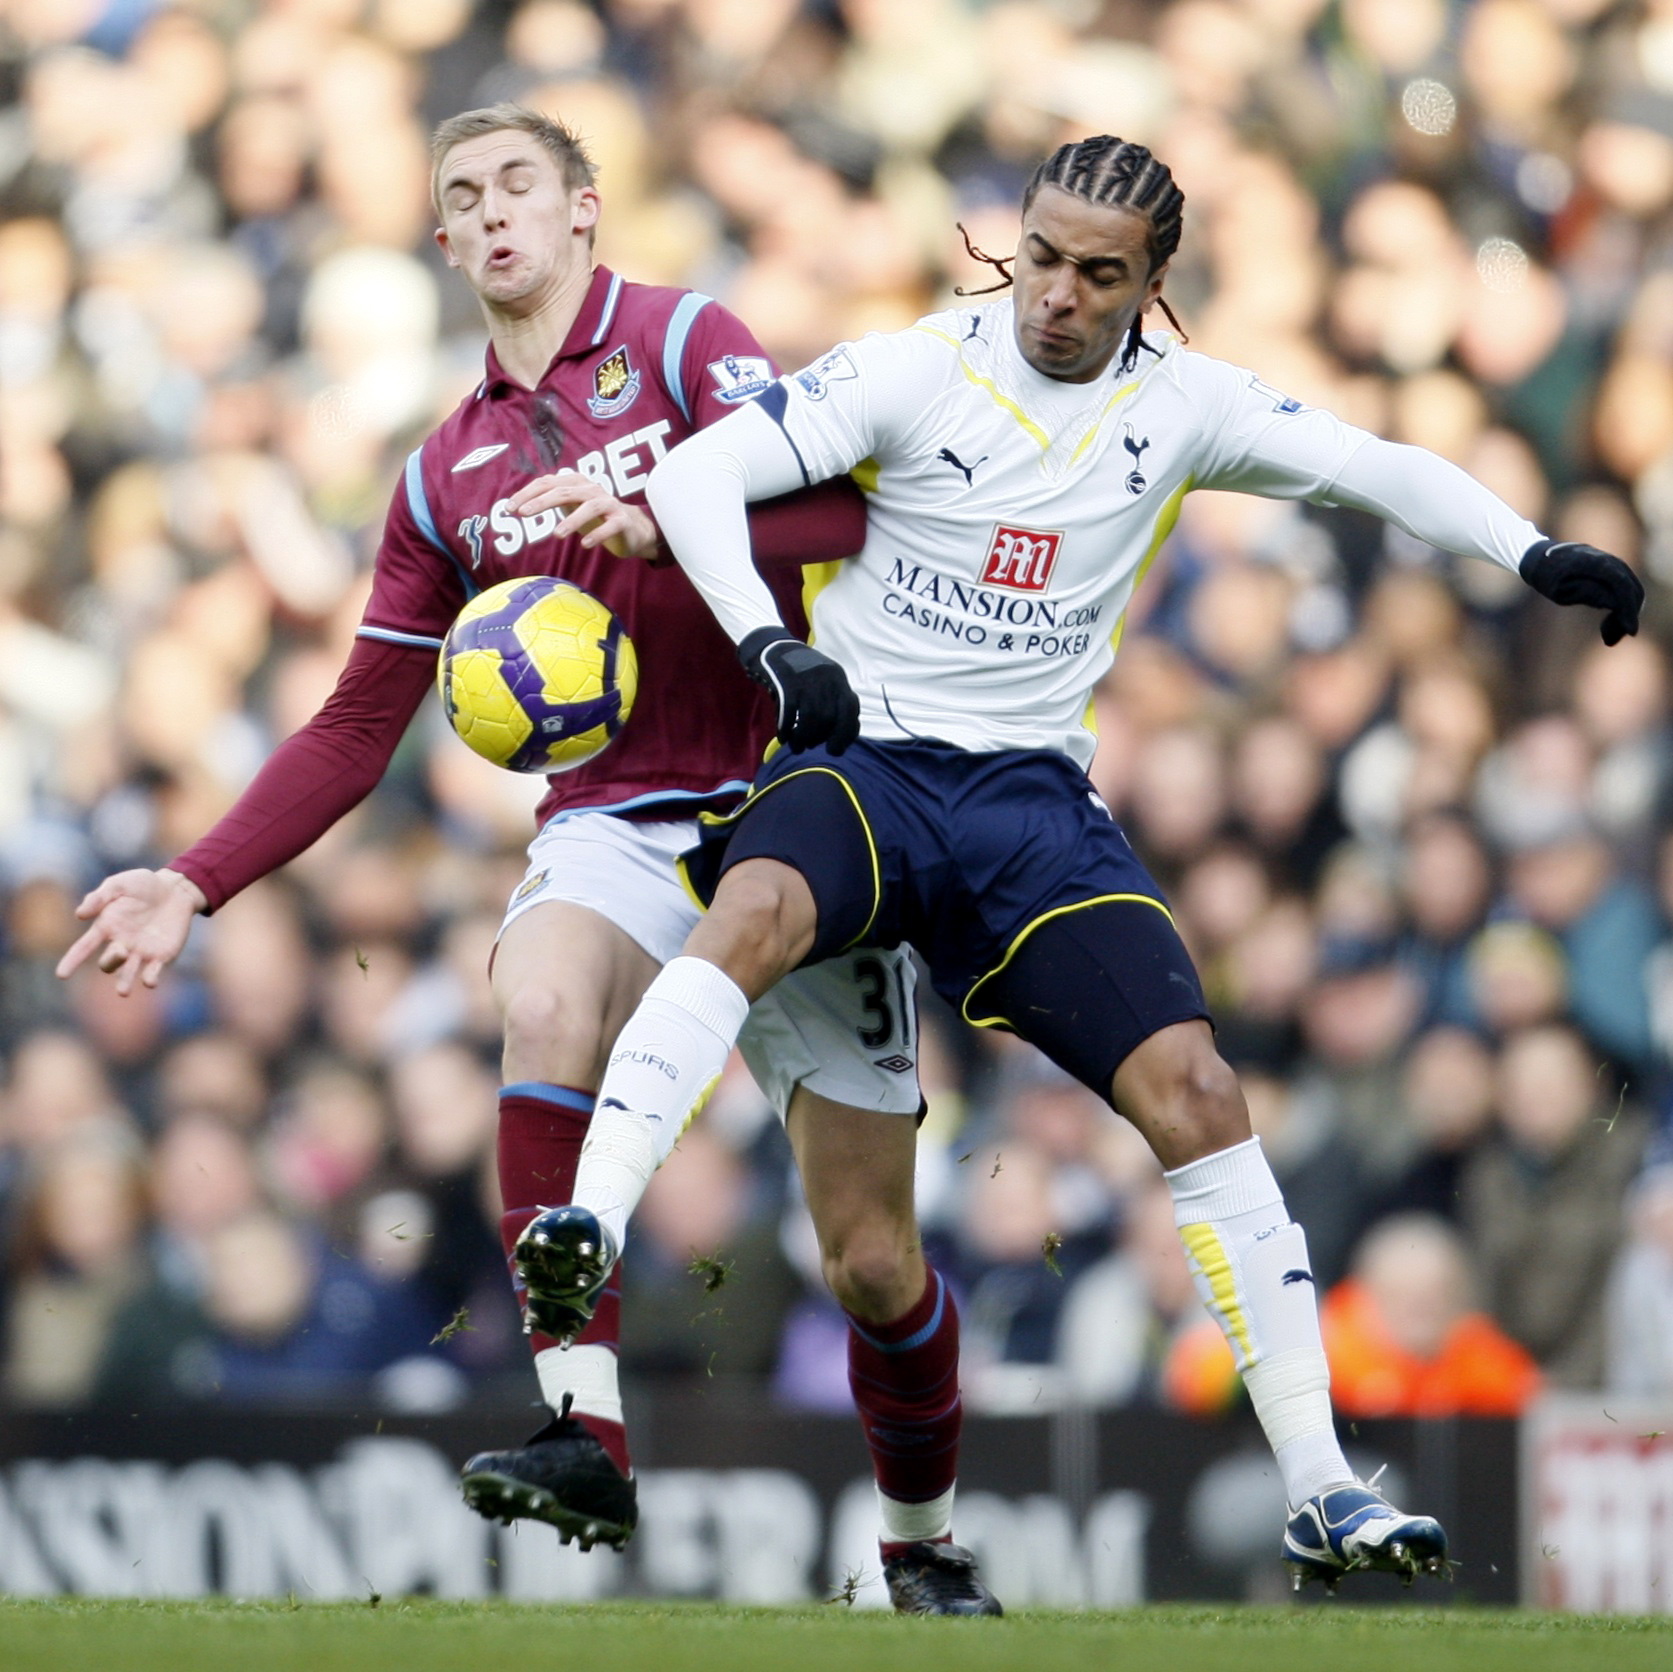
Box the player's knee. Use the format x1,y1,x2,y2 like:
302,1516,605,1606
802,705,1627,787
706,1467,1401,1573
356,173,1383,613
499,979,601,1079
823,1225,919,1320
1172,1047,1249,1151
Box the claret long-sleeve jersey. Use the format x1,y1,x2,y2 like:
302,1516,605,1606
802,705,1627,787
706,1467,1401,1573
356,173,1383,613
646,296,1541,769
172,266,866,910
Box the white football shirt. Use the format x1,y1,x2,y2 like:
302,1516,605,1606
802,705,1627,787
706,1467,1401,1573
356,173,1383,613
647,296,1539,768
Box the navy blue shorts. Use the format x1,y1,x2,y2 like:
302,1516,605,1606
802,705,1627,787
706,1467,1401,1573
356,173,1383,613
678,737,1210,1096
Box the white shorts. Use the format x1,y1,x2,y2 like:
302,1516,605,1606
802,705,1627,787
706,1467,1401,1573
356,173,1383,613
500,810,922,1118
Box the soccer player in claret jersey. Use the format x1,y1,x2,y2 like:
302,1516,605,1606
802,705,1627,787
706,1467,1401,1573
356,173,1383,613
56,104,931,1561
531,136,1646,1596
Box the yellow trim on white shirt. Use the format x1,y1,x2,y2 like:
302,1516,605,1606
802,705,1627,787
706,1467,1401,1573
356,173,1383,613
1108,473,1193,659
1069,378,1142,464
913,324,1052,451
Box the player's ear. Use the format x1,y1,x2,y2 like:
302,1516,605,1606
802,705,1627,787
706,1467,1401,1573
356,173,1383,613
435,225,460,268
572,186,601,237
1144,258,1171,309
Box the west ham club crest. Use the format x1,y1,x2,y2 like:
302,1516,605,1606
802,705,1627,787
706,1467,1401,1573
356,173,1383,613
588,346,642,419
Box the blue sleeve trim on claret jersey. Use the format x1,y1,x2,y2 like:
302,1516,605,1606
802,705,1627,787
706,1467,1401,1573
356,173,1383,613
356,624,446,650
590,271,625,347
500,1082,596,1113
756,381,811,485
404,447,478,599
850,1270,946,1354
540,781,752,828
661,291,713,423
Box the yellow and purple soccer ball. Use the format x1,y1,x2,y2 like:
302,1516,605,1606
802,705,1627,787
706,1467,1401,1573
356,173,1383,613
438,576,638,773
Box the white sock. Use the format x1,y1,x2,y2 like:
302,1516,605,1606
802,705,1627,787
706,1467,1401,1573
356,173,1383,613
535,1342,622,1426
1165,1136,1353,1507
879,1485,954,1546
575,957,748,1249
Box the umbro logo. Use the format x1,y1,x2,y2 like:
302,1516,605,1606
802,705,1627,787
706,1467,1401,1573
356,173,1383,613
937,446,987,487
872,1054,914,1074
451,442,509,472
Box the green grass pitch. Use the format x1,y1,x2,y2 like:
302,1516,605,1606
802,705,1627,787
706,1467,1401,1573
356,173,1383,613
3,1600,1671,1672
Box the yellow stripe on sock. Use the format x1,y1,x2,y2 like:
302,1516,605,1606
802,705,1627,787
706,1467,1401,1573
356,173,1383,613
679,1072,722,1139
1179,1221,1254,1366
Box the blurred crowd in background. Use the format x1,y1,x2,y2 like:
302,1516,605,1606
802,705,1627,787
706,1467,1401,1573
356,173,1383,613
3,0,1673,1425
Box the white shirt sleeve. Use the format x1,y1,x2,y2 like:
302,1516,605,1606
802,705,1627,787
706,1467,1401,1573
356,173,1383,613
1321,437,1540,573
749,330,949,488
644,397,804,644
644,332,937,644
1190,355,1540,572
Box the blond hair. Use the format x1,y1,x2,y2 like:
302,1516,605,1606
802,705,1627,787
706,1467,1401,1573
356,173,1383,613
429,103,597,214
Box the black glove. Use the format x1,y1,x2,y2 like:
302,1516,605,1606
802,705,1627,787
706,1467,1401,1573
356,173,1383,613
1520,539,1645,646
739,627,861,754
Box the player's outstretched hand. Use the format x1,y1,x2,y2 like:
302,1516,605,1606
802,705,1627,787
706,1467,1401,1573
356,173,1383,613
55,867,207,996
1520,538,1645,645
505,472,659,560
739,628,861,755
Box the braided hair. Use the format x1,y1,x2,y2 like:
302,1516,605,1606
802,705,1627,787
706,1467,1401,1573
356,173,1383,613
958,135,1187,371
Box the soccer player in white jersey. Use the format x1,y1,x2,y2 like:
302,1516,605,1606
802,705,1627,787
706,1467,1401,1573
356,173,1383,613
524,136,1644,1599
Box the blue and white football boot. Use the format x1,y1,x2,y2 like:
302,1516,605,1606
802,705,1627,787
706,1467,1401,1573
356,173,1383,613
1283,1481,1449,1592
513,1204,618,1344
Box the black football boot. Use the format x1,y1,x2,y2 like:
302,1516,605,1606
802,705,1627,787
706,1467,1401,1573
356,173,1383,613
460,1397,637,1551
881,1541,1004,1616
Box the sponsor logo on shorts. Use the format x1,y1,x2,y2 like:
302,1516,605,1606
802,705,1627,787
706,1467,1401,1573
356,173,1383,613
588,345,642,419
872,1054,914,1074
451,442,509,472
979,523,1062,593
512,869,550,903
707,354,775,404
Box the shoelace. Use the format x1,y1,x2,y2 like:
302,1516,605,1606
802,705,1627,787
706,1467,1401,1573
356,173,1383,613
524,1392,587,1448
